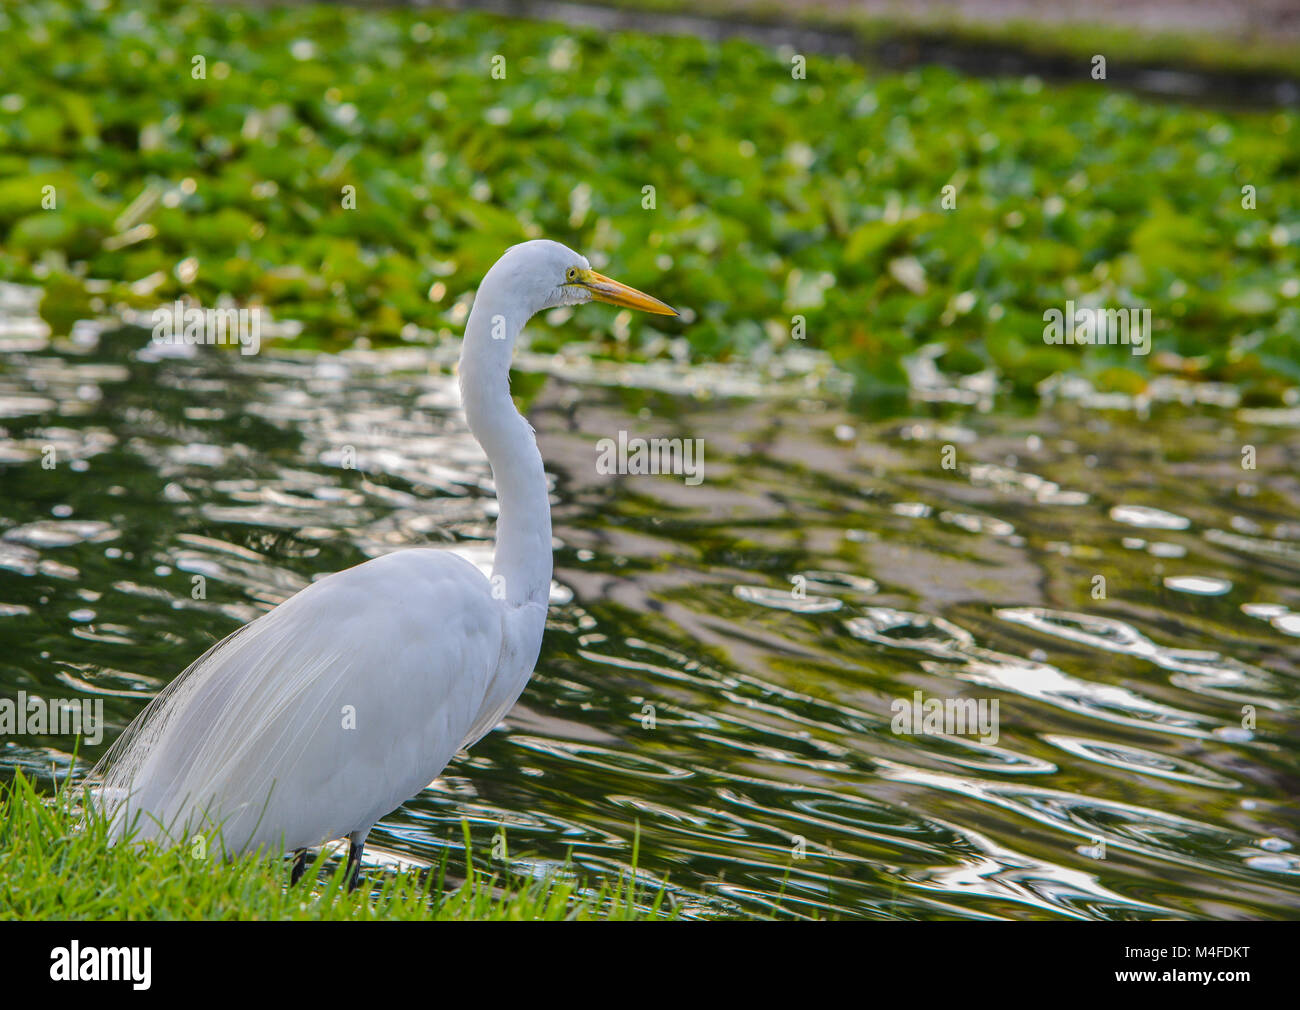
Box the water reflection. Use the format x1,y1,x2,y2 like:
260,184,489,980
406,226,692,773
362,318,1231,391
1,286,1298,918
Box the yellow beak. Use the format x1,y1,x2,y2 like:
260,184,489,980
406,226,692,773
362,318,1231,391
575,268,677,316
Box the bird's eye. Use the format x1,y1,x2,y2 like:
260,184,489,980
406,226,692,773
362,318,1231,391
565,267,579,282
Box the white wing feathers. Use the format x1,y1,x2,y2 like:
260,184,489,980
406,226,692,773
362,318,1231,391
91,549,504,855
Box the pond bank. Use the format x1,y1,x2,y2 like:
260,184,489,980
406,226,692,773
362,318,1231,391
315,0,1300,105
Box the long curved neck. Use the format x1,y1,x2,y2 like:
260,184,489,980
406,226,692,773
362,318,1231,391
458,286,552,608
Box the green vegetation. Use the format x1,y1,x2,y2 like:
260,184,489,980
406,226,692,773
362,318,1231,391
596,0,1300,79
0,771,663,920
2,0,1298,404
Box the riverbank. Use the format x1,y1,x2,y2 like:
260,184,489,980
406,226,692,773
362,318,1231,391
0,772,662,920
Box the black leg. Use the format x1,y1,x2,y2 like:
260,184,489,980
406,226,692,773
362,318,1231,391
346,838,364,892
290,848,308,886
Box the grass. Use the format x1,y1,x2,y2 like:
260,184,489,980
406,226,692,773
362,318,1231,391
0,770,667,920
1,0,1298,403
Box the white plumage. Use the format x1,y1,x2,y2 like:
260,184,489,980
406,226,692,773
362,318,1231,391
90,240,675,883
96,550,505,852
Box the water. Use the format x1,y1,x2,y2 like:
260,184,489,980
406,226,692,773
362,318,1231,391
2,286,1298,919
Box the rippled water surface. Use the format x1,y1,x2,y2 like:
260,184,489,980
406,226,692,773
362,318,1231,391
2,287,1298,919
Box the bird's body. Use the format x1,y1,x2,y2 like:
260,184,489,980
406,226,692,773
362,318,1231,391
90,240,675,875
98,549,524,854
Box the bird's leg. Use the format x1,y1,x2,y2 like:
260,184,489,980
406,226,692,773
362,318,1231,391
345,837,364,892
290,848,308,886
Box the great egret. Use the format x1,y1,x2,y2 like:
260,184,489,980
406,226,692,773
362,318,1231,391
90,240,676,888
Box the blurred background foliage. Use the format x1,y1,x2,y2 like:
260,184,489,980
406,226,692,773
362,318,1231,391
1,0,1298,405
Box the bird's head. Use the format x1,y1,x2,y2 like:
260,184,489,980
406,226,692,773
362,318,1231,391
488,239,677,318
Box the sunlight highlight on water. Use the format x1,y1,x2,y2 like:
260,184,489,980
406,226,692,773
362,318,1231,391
1,288,1297,918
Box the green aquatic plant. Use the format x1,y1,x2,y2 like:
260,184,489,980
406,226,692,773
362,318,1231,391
0,0,1296,405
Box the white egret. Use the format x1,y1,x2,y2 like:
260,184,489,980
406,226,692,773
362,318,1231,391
90,240,676,887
